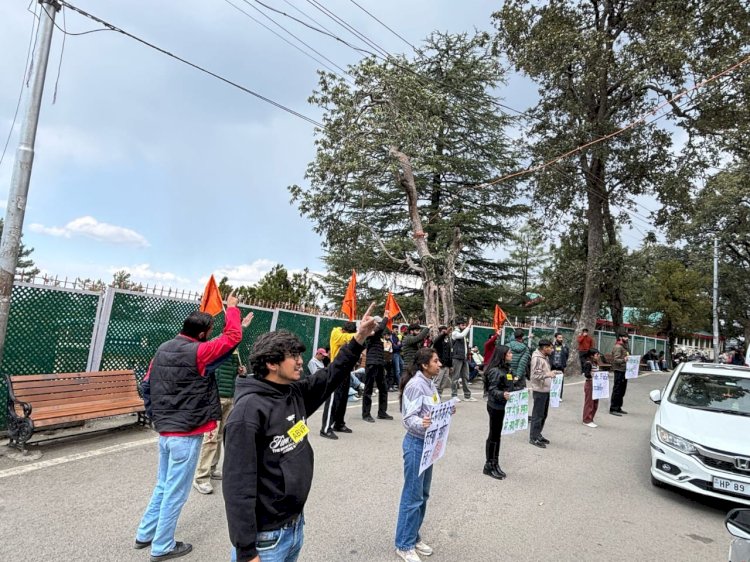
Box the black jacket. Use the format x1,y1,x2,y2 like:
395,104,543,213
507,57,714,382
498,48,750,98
432,332,453,368
401,327,429,367
485,365,524,410
550,343,570,370
365,317,389,366
223,338,364,562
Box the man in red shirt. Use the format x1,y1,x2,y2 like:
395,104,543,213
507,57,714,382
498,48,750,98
135,293,246,561
577,328,594,368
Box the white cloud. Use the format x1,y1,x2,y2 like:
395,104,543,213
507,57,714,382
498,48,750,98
29,216,149,247
108,263,190,285
200,259,277,287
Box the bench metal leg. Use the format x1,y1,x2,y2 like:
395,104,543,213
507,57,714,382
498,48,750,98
6,416,33,453
137,411,151,428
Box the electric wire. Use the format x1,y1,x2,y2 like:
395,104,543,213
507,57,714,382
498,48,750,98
305,0,390,58
52,6,67,103
58,1,323,127
0,3,39,171
223,0,351,82
346,0,417,52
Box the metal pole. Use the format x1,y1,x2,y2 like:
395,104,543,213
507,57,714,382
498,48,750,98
0,0,59,366
713,237,720,363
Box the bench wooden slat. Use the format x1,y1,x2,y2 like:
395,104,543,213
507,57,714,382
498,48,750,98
11,374,138,390
20,388,141,408
13,379,141,398
8,370,135,383
32,405,146,427
31,397,144,418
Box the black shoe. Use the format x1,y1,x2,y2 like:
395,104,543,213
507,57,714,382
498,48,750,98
609,410,622,416
362,415,375,423
529,438,547,449
135,539,152,550
150,542,193,561
493,462,507,479
483,461,504,480
539,436,550,444
618,409,628,415
320,429,339,440
377,413,394,420
333,424,353,433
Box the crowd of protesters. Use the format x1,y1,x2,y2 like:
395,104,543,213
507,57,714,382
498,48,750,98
134,296,667,562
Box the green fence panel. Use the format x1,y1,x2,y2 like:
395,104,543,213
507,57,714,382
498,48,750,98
318,317,348,353
275,311,317,367
0,284,100,430
597,331,618,357
208,305,274,367
99,291,199,382
471,327,495,359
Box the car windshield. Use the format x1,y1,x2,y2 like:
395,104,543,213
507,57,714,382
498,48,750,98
668,372,750,414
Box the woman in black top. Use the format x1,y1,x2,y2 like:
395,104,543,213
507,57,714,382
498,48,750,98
483,345,523,480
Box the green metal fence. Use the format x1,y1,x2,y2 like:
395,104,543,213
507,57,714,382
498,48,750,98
1,281,672,432
0,284,100,430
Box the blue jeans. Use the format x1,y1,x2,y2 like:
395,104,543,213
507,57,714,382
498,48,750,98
393,354,404,383
231,515,305,562
395,433,433,551
136,434,203,556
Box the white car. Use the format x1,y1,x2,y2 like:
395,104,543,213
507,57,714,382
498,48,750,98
649,362,750,505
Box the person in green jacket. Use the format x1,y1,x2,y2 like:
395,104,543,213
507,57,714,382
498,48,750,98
193,313,253,494
508,328,531,388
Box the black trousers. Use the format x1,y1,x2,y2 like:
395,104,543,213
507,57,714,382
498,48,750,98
362,364,388,417
487,405,506,445
530,391,550,441
611,370,628,411
320,376,350,432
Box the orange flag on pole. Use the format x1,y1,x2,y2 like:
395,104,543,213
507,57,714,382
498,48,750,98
493,304,507,332
200,274,224,316
384,292,401,329
341,270,357,320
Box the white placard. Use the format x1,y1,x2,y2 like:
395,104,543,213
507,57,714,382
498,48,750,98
625,355,641,379
419,398,457,475
501,389,530,435
592,370,609,400
549,373,564,407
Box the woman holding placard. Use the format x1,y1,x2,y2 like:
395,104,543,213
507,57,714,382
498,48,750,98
582,348,601,427
483,345,523,480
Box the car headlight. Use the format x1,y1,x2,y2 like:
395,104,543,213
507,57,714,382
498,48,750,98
656,425,697,455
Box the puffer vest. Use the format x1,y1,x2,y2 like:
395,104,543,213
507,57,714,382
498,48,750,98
148,336,221,433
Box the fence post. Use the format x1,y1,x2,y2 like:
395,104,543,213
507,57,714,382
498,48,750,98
597,330,602,350
270,309,280,332
87,287,116,371
312,315,321,351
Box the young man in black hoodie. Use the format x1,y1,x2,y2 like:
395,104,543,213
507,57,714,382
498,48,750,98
223,304,378,562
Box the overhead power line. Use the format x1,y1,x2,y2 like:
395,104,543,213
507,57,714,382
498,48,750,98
345,0,417,51
59,1,323,127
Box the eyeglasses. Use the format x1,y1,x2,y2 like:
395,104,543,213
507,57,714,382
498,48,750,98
286,352,302,360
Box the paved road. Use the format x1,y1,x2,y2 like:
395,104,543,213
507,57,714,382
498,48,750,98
0,371,739,561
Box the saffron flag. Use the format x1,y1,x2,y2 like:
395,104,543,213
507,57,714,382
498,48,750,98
493,305,507,332
384,291,401,329
341,270,357,320
200,274,224,316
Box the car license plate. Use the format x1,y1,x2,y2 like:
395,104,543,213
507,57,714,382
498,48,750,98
713,477,750,497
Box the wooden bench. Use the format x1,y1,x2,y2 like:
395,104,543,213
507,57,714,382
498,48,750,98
5,370,148,452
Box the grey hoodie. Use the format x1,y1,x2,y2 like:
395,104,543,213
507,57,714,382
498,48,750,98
401,371,440,438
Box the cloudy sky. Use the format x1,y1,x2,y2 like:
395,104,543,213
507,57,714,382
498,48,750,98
1,1,653,293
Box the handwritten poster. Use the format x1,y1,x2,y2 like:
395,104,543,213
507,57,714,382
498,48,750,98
549,373,564,407
419,398,457,475
592,370,609,400
501,389,530,435
625,355,641,379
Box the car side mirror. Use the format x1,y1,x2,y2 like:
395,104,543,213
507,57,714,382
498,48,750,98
649,389,662,404
726,509,750,540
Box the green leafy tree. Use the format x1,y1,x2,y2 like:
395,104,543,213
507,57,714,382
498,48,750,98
290,32,524,327
0,218,39,279
492,0,746,343
111,270,143,292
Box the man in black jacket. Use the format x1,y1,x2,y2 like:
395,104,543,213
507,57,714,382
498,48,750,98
362,314,393,422
432,325,453,398
223,304,378,562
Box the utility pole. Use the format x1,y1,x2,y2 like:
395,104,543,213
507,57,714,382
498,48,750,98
712,236,720,363
0,0,59,366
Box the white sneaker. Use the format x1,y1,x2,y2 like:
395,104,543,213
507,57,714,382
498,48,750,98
193,481,213,494
584,422,598,428
415,540,433,556
463,397,477,402
395,549,422,562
